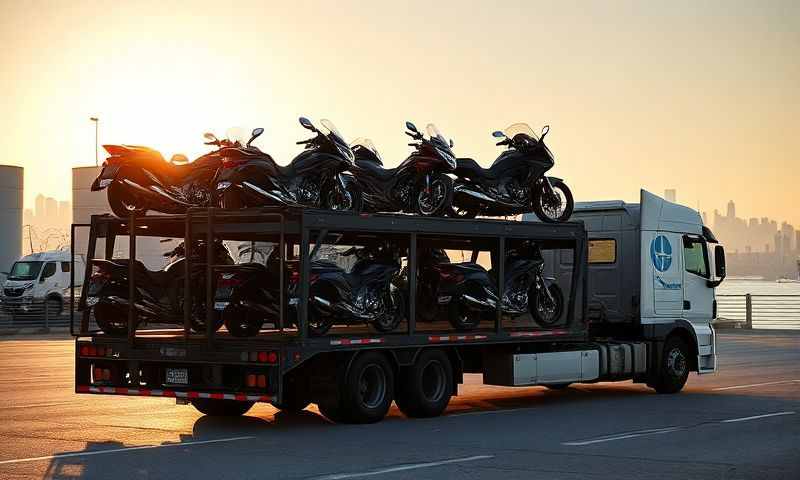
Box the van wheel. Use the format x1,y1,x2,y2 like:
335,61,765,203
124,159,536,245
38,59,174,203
396,349,453,418
652,336,690,394
45,297,62,317
191,398,254,416
339,352,394,424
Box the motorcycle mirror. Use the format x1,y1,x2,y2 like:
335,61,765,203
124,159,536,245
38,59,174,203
405,121,418,133
203,132,218,143
540,125,550,138
492,130,505,138
247,127,264,147
299,117,315,131
449,138,454,148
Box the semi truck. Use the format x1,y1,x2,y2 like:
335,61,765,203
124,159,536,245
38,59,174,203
71,189,726,423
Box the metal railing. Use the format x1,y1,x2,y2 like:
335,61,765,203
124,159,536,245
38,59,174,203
716,294,800,330
0,297,76,331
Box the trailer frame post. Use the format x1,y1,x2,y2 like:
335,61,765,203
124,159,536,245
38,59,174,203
496,236,505,334
745,293,753,329
77,221,97,334
127,213,137,347
206,207,215,348
278,213,285,332
184,210,192,339
408,232,417,335
299,225,311,342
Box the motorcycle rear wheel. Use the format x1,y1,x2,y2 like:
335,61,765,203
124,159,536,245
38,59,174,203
94,302,137,336
108,182,147,218
223,304,265,338
532,180,574,223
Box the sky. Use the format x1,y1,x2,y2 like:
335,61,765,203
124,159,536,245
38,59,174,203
1,0,798,225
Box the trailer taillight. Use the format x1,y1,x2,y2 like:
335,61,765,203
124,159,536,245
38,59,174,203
240,350,278,364
92,367,111,383
79,343,114,357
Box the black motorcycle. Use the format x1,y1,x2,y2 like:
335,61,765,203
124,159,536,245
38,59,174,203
412,242,564,331
90,131,237,218
85,240,233,336
215,118,359,211
289,242,406,336
348,122,457,216
213,245,288,337
450,123,574,223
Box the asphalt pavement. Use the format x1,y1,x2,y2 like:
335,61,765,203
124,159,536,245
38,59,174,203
0,331,798,479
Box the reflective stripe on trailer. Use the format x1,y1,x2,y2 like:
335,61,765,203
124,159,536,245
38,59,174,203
330,338,385,346
428,334,488,343
76,385,271,402
508,329,570,338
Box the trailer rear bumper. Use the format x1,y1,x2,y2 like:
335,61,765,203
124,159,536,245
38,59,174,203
76,385,272,403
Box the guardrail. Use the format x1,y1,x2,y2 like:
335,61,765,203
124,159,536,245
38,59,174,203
0,300,74,331
716,294,800,330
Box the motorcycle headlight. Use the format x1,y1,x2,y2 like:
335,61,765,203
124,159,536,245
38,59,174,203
437,148,457,170
216,181,232,191
338,145,355,164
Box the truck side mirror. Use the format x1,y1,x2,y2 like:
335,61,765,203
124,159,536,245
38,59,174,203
706,244,726,287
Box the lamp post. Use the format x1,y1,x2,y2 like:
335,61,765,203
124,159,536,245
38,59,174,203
90,117,99,166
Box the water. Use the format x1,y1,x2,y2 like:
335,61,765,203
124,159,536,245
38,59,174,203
717,279,800,296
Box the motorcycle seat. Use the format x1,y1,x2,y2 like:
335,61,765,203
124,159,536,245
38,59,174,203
310,260,343,274
356,159,396,182
441,262,487,274
455,158,499,181
102,259,175,288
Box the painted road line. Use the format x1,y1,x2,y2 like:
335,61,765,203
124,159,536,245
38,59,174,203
711,379,800,391
312,455,495,479
0,436,255,465
720,411,796,423
562,426,683,446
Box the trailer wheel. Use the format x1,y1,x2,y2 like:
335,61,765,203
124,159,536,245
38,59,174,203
271,380,311,413
652,336,690,394
317,398,348,423
191,398,254,417
339,352,394,424
396,349,453,418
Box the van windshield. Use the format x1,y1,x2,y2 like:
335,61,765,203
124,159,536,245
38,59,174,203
8,261,43,280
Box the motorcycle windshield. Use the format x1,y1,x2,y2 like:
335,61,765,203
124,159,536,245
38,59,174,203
351,137,382,162
224,127,252,147
320,119,354,163
503,123,538,142
425,123,456,168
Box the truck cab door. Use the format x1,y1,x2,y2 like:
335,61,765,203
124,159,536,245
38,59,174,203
645,231,684,317
681,235,713,323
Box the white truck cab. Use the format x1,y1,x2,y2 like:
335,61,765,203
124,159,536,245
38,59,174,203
567,190,726,379
1,250,86,316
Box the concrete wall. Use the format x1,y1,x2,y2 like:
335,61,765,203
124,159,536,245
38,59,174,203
0,166,23,278
72,167,168,270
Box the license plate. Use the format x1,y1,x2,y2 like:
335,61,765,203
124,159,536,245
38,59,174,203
166,368,188,385
214,301,229,311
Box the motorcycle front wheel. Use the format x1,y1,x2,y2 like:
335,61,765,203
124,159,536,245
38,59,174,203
108,182,147,218
325,184,362,212
533,180,574,223
530,282,564,327
372,289,405,333
415,174,453,217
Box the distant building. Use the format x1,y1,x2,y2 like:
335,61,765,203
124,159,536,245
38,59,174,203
664,189,676,203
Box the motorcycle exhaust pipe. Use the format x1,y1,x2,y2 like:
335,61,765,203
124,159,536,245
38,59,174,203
462,294,496,310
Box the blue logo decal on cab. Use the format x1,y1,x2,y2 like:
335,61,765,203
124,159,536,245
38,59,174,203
650,235,672,272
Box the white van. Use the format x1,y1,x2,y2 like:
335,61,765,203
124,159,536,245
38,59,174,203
1,250,86,316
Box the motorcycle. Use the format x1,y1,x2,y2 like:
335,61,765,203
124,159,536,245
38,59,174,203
348,121,458,216
85,240,233,336
409,242,564,331
215,118,359,211
90,131,237,218
450,123,574,222
213,245,289,337
289,242,406,336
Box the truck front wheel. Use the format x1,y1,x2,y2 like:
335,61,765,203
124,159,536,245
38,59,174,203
191,398,254,416
652,336,690,394
396,349,453,418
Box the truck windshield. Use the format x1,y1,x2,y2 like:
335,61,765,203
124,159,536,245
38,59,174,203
8,261,43,280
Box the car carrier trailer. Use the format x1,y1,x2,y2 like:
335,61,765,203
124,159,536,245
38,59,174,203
71,189,725,423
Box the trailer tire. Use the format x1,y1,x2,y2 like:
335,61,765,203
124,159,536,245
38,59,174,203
318,398,348,423
396,349,453,418
191,398,254,417
339,352,394,424
271,382,311,413
652,336,690,394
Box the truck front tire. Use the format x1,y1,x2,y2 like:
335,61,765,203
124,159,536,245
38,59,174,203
396,349,453,418
652,336,690,394
191,398,254,416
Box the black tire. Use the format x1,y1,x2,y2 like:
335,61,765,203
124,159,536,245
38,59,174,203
652,336,690,394
533,179,574,223
448,284,482,331
317,398,348,423
94,302,134,336
339,352,394,424
530,282,564,327
307,304,334,336
222,304,265,338
396,349,453,418
415,174,454,217
372,289,405,333
191,398,254,417
107,181,147,218
325,183,362,213
271,382,311,413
